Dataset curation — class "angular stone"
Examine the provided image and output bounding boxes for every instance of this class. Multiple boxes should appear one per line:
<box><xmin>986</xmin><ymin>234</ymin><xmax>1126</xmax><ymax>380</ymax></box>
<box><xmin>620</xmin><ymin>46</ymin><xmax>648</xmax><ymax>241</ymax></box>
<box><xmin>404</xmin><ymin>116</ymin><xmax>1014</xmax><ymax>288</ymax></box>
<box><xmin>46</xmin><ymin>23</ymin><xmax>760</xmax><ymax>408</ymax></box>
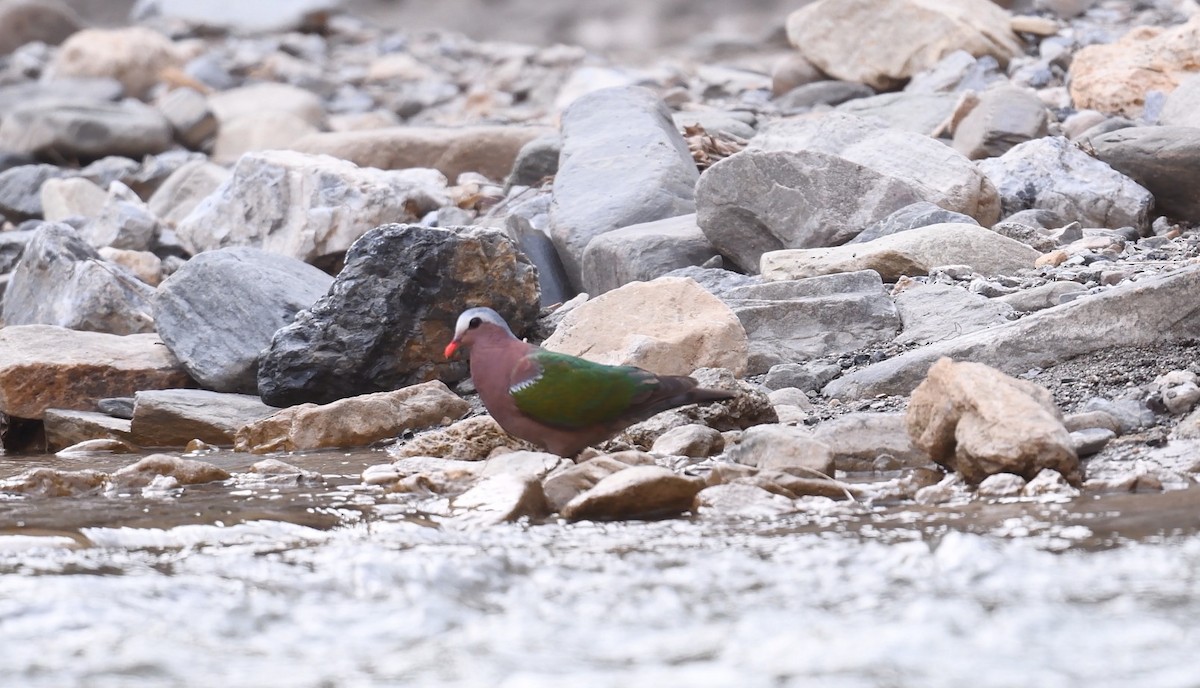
<box><xmin>825</xmin><ymin>265</ymin><xmax>1200</xmax><ymax>400</ymax></box>
<box><xmin>728</xmin><ymin>424</ymin><xmax>835</xmax><ymax>478</ymax></box>
<box><xmin>2</xmin><ymin>222</ymin><xmax>156</xmax><ymax>334</ymax></box>
<box><xmin>694</xmin><ymin>483</ymin><xmax>796</xmax><ymax>518</ymax></box>
<box><xmin>258</xmin><ymin>224</ymin><xmax>538</xmax><ymax>405</ymax></box>
<box><xmin>80</xmin><ymin>181</ymin><xmax>160</xmax><ymax>251</ymax></box>
<box><xmin>388</xmin><ymin>415</ymin><xmax>538</xmax><ymax>461</ymax></box>
<box><xmin>154</xmin><ymin>247</ymin><xmax>333</xmax><ymax>394</ymax></box>
<box><xmin>952</xmin><ymin>85</ymin><xmax>1049</xmax><ymax>159</ymax></box>
<box><xmin>147</xmin><ymin>159</ymin><xmax>229</xmax><ymax>228</ymax></box>
<box><xmin>850</xmin><ymin>201</ymin><xmax>979</xmax><ymax>245</ymax></box>
<box><xmin>580</xmin><ymin>214</ymin><xmax>719</xmax><ymax>295</ymax></box>
<box><xmin>786</xmin><ymin>0</ymin><xmax>1020</xmax><ymax>90</ymax></box>
<box><xmin>97</xmin><ymin>248</ymin><xmax>162</xmax><ymax>286</ymax></box>
<box><xmin>40</xmin><ymin>176</ymin><xmax>107</xmax><ymax>223</ymax></box>
<box><xmin>542</xmin><ymin>456</ymin><xmax>636</xmax><ymax>513</ymax></box>
<box><xmin>451</xmin><ymin>473</ymin><xmax>549</xmax><ymax>526</ymax></box>
<box><xmin>47</xmin><ymin>26</ymin><xmax>178</xmax><ymax>97</ymax></box>
<box><xmin>505</xmin><ymin>133</ymin><xmax>561</xmax><ymax>189</ymax></box>
<box><xmin>109</xmin><ymin>454</ymin><xmax>229</xmax><ymax>489</ymax></box>
<box><xmin>761</xmin><ymin>223</ymin><xmax>1040</xmax><ymax>282</ymax></box>
<box><xmin>979</xmin><ymin>136</ymin><xmax>1152</xmax><ymax>232</ymax></box>
<box><xmin>550</xmin><ymin>86</ymin><xmax>698</xmax><ymax>290</ymax></box>
<box><xmin>1069</xmin><ymin>16</ymin><xmax>1200</xmax><ymax>119</ymax></box>
<box><xmin>42</xmin><ymin>409</ymin><xmax>133</xmax><ymax>451</ymax></box>
<box><xmin>906</xmin><ymin>358</ymin><xmax>1079</xmax><ymax>484</ymax></box>
<box><xmin>996</xmin><ymin>281</ymin><xmax>1086</xmax><ymax>312</ymax></box>
<box><xmin>0</xmin><ymin>325</ymin><xmax>191</xmax><ymax>419</ymax></box>
<box><xmin>208</xmin><ymin>82</ymin><xmax>324</xmax><ymax>128</ymax></box>
<box><xmin>0</xmin><ymin>164</ymin><xmax>70</xmax><ymax>221</ymax></box>
<box><xmin>293</xmin><ymin>125</ymin><xmax>551</xmax><ymax>183</ymax></box>
<box><xmin>724</xmin><ymin>270</ymin><xmax>900</xmax><ymax>371</ymax></box>
<box><xmin>175</xmin><ymin>151</ymin><xmax>450</xmax><ymax>264</ymax></box>
<box><xmin>155</xmin><ymin>86</ymin><xmax>216</xmax><ymax>150</ymax></box>
<box><xmin>560</xmin><ymin>465</ymin><xmax>702</xmax><ymax>521</ymax></box>
<box><xmin>775</xmin><ymin>80</ymin><xmax>875</xmax><ymax>113</ymax></box>
<box><xmin>837</xmin><ymin>91</ymin><xmax>960</xmax><ymax>135</ymax></box>
<box><xmin>893</xmin><ymin>283</ymin><xmax>1014</xmax><ymax>345</ymax></box>
<box><xmin>130</xmin><ymin>389</ymin><xmax>278</xmax><ymax>447</ymax></box>
<box><xmin>650</xmin><ymin>424</ymin><xmax>724</xmax><ymax>458</ymax></box>
<box><xmin>480</xmin><ymin>451</ymin><xmax>565</xmax><ymax>481</ymax></box>
<box><xmin>234</xmin><ymin>382</ymin><xmax>469</xmax><ymax>454</ymax></box>
<box><xmin>211</xmin><ymin>111</ymin><xmax>319</xmax><ymax>166</ymax></box>
<box><xmin>0</xmin><ymin>99</ymin><xmax>173</xmax><ymax>160</ymax></box>
<box><xmin>1161</xmin><ymin>74</ymin><xmax>1200</xmax><ymax>128</ymax></box>
<box><xmin>541</xmin><ymin>276</ymin><xmax>748</xmax><ymax>377</ymax></box>
<box><xmin>810</xmin><ymin>412</ymin><xmax>929</xmax><ymax>472</ymax></box>
<box><xmin>1089</xmin><ymin>126</ymin><xmax>1200</xmax><ymax>223</ymax></box>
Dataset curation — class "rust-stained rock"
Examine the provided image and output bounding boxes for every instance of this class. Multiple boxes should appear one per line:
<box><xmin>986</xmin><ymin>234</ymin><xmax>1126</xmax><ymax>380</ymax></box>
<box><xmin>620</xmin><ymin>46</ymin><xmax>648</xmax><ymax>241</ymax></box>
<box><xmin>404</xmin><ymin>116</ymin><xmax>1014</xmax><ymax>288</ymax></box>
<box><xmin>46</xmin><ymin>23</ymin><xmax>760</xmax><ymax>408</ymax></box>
<box><xmin>906</xmin><ymin>357</ymin><xmax>1079</xmax><ymax>485</ymax></box>
<box><xmin>0</xmin><ymin>325</ymin><xmax>192</xmax><ymax>420</ymax></box>
<box><xmin>43</xmin><ymin>409</ymin><xmax>133</xmax><ymax>451</ymax></box>
<box><xmin>235</xmin><ymin>381</ymin><xmax>469</xmax><ymax>453</ymax></box>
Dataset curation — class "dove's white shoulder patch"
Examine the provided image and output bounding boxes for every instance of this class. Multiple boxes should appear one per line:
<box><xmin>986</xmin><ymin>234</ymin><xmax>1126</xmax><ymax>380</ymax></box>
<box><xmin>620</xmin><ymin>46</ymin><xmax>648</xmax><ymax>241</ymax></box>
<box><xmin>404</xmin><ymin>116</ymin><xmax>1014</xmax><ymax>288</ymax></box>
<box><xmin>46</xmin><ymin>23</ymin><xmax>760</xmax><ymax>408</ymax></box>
<box><xmin>509</xmin><ymin>371</ymin><xmax>542</xmax><ymax>395</ymax></box>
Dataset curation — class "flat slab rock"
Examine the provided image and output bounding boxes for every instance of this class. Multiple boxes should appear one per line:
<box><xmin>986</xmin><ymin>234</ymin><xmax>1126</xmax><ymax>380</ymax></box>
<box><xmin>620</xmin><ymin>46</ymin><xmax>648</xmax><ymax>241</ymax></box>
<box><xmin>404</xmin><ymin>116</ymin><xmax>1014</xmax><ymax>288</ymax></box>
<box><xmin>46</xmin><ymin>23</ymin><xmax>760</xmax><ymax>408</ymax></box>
<box><xmin>131</xmin><ymin>389</ymin><xmax>280</xmax><ymax>448</ymax></box>
<box><xmin>0</xmin><ymin>325</ymin><xmax>191</xmax><ymax>419</ymax></box>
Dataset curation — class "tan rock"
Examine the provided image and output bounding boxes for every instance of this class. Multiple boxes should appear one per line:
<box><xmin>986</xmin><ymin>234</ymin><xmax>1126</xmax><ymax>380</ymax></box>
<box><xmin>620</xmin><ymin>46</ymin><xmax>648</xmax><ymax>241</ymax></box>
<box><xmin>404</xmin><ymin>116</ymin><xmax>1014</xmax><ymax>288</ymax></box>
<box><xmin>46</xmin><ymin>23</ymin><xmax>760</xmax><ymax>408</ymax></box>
<box><xmin>771</xmin><ymin>52</ymin><xmax>825</xmax><ymax>97</ymax></box>
<box><xmin>542</xmin><ymin>276</ymin><xmax>749</xmax><ymax>376</ymax></box>
<box><xmin>906</xmin><ymin>357</ymin><xmax>1079</xmax><ymax>485</ymax></box>
<box><xmin>650</xmin><ymin>423</ymin><xmax>724</xmax><ymax>457</ymax></box>
<box><xmin>211</xmin><ymin>111</ymin><xmax>319</xmax><ymax>165</ymax></box>
<box><xmin>0</xmin><ymin>326</ymin><xmax>191</xmax><ymax>419</ymax></box>
<box><xmin>40</xmin><ymin>176</ymin><xmax>107</xmax><ymax>222</ymax></box>
<box><xmin>387</xmin><ymin>414</ymin><xmax>537</xmax><ymax>461</ymax></box>
<box><xmin>786</xmin><ymin>0</ymin><xmax>1020</xmax><ymax>90</ymax></box>
<box><xmin>292</xmin><ymin>125</ymin><xmax>553</xmax><ymax>182</ymax></box>
<box><xmin>811</xmin><ymin>412</ymin><xmax>930</xmax><ymax>472</ymax></box>
<box><xmin>480</xmin><ymin>451</ymin><xmax>565</xmax><ymax>481</ymax></box>
<box><xmin>55</xmin><ymin>438</ymin><xmax>137</xmax><ymax>456</ymax></box>
<box><xmin>47</xmin><ymin>27</ymin><xmax>178</xmax><ymax>97</ymax></box>
<box><xmin>110</xmin><ymin>453</ymin><xmax>229</xmax><ymax>488</ymax></box>
<box><xmin>132</xmin><ymin>389</ymin><xmax>278</xmax><ymax>448</ymax></box>
<box><xmin>1069</xmin><ymin>16</ymin><xmax>1200</xmax><ymax>118</ymax></box>
<box><xmin>207</xmin><ymin>82</ymin><xmax>324</xmax><ymax>128</ymax></box>
<box><xmin>235</xmin><ymin>381</ymin><xmax>469</xmax><ymax>453</ymax></box>
<box><xmin>0</xmin><ymin>467</ymin><xmax>106</xmax><ymax>497</ymax></box>
<box><xmin>541</xmin><ymin>456</ymin><xmax>630</xmax><ymax>512</ymax></box>
<box><xmin>450</xmin><ymin>474</ymin><xmax>549</xmax><ymax>526</ymax></box>
<box><xmin>97</xmin><ymin>248</ymin><xmax>162</xmax><ymax>286</ymax></box>
<box><xmin>694</xmin><ymin>483</ymin><xmax>796</xmax><ymax>517</ymax></box>
<box><xmin>1011</xmin><ymin>15</ymin><xmax>1059</xmax><ymax>36</ymax></box>
<box><xmin>560</xmin><ymin>465</ymin><xmax>703</xmax><ymax>521</ymax></box>
<box><xmin>760</xmin><ymin>223</ymin><xmax>1041</xmax><ymax>282</ymax></box>
<box><xmin>42</xmin><ymin>409</ymin><xmax>133</xmax><ymax>451</ymax></box>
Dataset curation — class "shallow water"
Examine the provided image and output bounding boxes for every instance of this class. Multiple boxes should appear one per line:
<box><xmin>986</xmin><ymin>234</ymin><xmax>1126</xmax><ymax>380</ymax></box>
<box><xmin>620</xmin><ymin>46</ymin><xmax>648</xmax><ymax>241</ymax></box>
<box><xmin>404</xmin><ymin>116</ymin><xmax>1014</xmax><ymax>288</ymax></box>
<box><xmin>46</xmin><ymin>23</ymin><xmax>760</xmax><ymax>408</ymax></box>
<box><xmin>2</xmin><ymin>449</ymin><xmax>1199</xmax><ymax>687</ymax></box>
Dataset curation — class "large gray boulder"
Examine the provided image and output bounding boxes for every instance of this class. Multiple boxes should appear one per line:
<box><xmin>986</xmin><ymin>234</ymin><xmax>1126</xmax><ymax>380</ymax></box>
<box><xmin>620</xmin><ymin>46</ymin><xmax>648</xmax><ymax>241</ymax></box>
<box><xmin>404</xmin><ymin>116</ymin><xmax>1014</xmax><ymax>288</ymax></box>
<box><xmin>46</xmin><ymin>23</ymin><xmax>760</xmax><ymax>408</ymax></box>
<box><xmin>257</xmin><ymin>224</ymin><xmax>540</xmax><ymax>406</ymax></box>
<box><xmin>550</xmin><ymin>86</ymin><xmax>698</xmax><ymax>291</ymax></box>
<box><xmin>1089</xmin><ymin>126</ymin><xmax>1200</xmax><ymax>223</ymax></box>
<box><xmin>0</xmin><ymin>99</ymin><xmax>173</xmax><ymax>160</ymax></box>
<box><xmin>2</xmin><ymin>222</ymin><xmax>155</xmax><ymax>334</ymax></box>
<box><xmin>154</xmin><ymin>247</ymin><xmax>334</xmax><ymax>394</ymax></box>
<box><xmin>977</xmin><ymin>136</ymin><xmax>1153</xmax><ymax>232</ymax></box>
<box><xmin>174</xmin><ymin>150</ymin><xmax>451</xmax><ymax>266</ymax></box>
<box><xmin>581</xmin><ymin>214</ymin><xmax>720</xmax><ymax>295</ymax></box>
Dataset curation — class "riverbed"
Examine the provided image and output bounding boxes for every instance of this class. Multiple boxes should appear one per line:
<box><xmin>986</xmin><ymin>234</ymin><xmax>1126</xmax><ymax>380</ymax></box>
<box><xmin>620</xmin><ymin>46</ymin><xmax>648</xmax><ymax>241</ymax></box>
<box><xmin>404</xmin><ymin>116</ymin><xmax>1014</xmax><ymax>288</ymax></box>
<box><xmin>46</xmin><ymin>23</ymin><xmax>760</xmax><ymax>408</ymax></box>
<box><xmin>2</xmin><ymin>449</ymin><xmax>1198</xmax><ymax>687</ymax></box>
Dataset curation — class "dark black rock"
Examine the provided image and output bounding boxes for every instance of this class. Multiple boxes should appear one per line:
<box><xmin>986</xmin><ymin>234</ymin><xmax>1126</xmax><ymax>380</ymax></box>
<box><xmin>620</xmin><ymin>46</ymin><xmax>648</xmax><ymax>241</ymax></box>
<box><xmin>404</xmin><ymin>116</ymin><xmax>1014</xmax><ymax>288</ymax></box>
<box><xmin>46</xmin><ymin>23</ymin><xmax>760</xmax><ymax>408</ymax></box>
<box><xmin>257</xmin><ymin>224</ymin><xmax>541</xmax><ymax>406</ymax></box>
<box><xmin>154</xmin><ymin>247</ymin><xmax>335</xmax><ymax>394</ymax></box>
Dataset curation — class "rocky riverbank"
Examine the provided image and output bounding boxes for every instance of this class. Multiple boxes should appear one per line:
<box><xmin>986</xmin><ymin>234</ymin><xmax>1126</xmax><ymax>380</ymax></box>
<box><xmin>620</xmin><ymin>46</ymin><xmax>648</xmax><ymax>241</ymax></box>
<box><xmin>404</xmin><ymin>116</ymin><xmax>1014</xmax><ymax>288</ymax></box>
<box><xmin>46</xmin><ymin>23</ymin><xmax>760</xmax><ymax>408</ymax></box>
<box><xmin>2</xmin><ymin>0</ymin><xmax>1200</xmax><ymax>524</ymax></box>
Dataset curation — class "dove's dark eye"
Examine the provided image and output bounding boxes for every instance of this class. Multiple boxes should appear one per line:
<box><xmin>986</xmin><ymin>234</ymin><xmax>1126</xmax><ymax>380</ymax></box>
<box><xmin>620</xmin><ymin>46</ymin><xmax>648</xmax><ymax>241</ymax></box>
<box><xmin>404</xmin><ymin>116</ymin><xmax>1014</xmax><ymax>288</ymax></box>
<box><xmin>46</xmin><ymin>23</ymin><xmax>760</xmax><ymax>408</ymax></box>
<box><xmin>468</xmin><ymin>317</ymin><xmax>482</xmax><ymax>329</ymax></box>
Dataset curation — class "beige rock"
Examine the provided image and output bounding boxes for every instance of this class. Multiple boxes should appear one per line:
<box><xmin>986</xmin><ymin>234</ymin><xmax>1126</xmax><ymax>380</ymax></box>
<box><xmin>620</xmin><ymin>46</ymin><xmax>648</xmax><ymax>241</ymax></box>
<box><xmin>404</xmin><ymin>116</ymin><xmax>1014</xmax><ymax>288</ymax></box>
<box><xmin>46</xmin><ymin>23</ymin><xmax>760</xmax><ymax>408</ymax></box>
<box><xmin>147</xmin><ymin>159</ymin><xmax>230</xmax><ymax>228</ymax></box>
<box><xmin>55</xmin><ymin>438</ymin><xmax>137</xmax><ymax>456</ymax></box>
<box><xmin>480</xmin><ymin>451</ymin><xmax>565</xmax><ymax>481</ymax></box>
<box><xmin>811</xmin><ymin>412</ymin><xmax>930</xmax><ymax>472</ymax></box>
<box><xmin>42</xmin><ymin>408</ymin><xmax>133</xmax><ymax>451</ymax></box>
<box><xmin>906</xmin><ymin>357</ymin><xmax>1079</xmax><ymax>485</ymax></box>
<box><xmin>451</xmin><ymin>473</ymin><xmax>549</xmax><ymax>526</ymax></box>
<box><xmin>541</xmin><ymin>456</ymin><xmax>630</xmax><ymax>512</ymax></box>
<box><xmin>0</xmin><ymin>467</ymin><xmax>106</xmax><ymax>497</ymax></box>
<box><xmin>211</xmin><ymin>111</ymin><xmax>319</xmax><ymax>165</ymax></box>
<box><xmin>1069</xmin><ymin>16</ymin><xmax>1200</xmax><ymax>118</ymax></box>
<box><xmin>207</xmin><ymin>82</ymin><xmax>325</xmax><ymax>128</ymax></box>
<box><xmin>156</xmin><ymin>86</ymin><xmax>216</xmax><ymax>150</ymax></box>
<box><xmin>292</xmin><ymin>125</ymin><xmax>553</xmax><ymax>182</ymax></box>
<box><xmin>0</xmin><ymin>326</ymin><xmax>191</xmax><ymax>419</ymax></box>
<box><xmin>110</xmin><ymin>453</ymin><xmax>229</xmax><ymax>489</ymax></box>
<box><xmin>387</xmin><ymin>414</ymin><xmax>537</xmax><ymax>461</ymax></box>
<box><xmin>650</xmin><ymin>424</ymin><xmax>724</xmax><ymax>457</ymax></box>
<box><xmin>560</xmin><ymin>465</ymin><xmax>703</xmax><ymax>521</ymax></box>
<box><xmin>132</xmin><ymin>389</ymin><xmax>278</xmax><ymax>448</ymax></box>
<box><xmin>235</xmin><ymin>381</ymin><xmax>469</xmax><ymax>453</ymax></box>
<box><xmin>771</xmin><ymin>52</ymin><xmax>825</xmax><ymax>97</ymax></box>
<box><xmin>97</xmin><ymin>248</ymin><xmax>162</xmax><ymax>286</ymax></box>
<box><xmin>786</xmin><ymin>0</ymin><xmax>1020</xmax><ymax>90</ymax></box>
<box><xmin>694</xmin><ymin>483</ymin><xmax>796</xmax><ymax>517</ymax></box>
<box><xmin>760</xmin><ymin>223</ymin><xmax>1041</xmax><ymax>282</ymax></box>
<box><xmin>361</xmin><ymin>456</ymin><xmax>485</xmax><ymax>488</ymax></box>
<box><xmin>1010</xmin><ymin>15</ymin><xmax>1059</xmax><ymax>36</ymax></box>
<box><xmin>40</xmin><ymin>177</ymin><xmax>106</xmax><ymax>222</ymax></box>
<box><xmin>542</xmin><ymin>276</ymin><xmax>749</xmax><ymax>376</ymax></box>
<box><xmin>753</xmin><ymin>471</ymin><xmax>854</xmax><ymax>500</ymax></box>
<box><xmin>728</xmin><ymin>424</ymin><xmax>835</xmax><ymax>478</ymax></box>
<box><xmin>48</xmin><ymin>27</ymin><xmax>178</xmax><ymax>97</ymax></box>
